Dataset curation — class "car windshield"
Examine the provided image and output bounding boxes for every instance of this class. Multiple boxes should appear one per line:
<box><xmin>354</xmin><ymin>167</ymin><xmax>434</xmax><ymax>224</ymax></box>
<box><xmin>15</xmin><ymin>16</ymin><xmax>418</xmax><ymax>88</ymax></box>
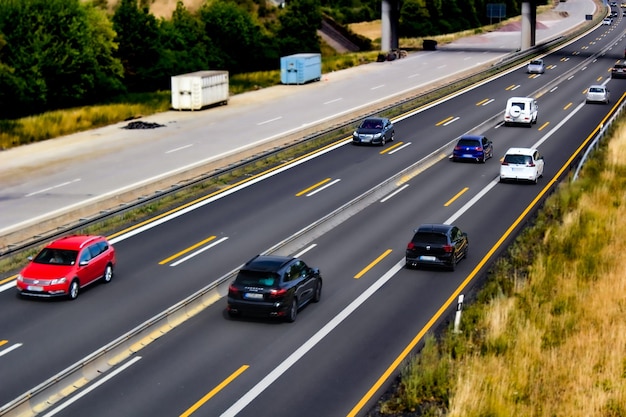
<box><xmin>359</xmin><ymin>119</ymin><xmax>383</xmax><ymax>129</ymax></box>
<box><xmin>33</xmin><ymin>248</ymin><xmax>78</xmax><ymax>266</ymax></box>
<box><xmin>589</xmin><ymin>87</ymin><xmax>604</xmax><ymax>93</ymax></box>
<box><xmin>235</xmin><ymin>270</ymin><xmax>279</xmax><ymax>287</ymax></box>
<box><xmin>457</xmin><ymin>138</ymin><xmax>479</xmax><ymax>147</ymax></box>
<box><xmin>412</xmin><ymin>232</ymin><xmax>447</xmax><ymax>244</ymax></box>
<box><xmin>504</xmin><ymin>154</ymin><xmax>532</xmax><ymax>165</ymax></box>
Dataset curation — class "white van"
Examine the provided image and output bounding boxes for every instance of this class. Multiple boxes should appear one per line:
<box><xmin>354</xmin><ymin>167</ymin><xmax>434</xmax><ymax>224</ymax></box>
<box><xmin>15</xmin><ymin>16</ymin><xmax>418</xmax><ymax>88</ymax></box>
<box><xmin>504</xmin><ymin>97</ymin><xmax>538</xmax><ymax>127</ymax></box>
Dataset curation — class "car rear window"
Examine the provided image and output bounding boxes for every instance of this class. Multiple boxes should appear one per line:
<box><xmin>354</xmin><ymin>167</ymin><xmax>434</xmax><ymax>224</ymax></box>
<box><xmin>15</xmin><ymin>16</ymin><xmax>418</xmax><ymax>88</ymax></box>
<box><xmin>510</xmin><ymin>102</ymin><xmax>526</xmax><ymax>109</ymax></box>
<box><xmin>457</xmin><ymin>138</ymin><xmax>479</xmax><ymax>147</ymax></box>
<box><xmin>412</xmin><ymin>232</ymin><xmax>447</xmax><ymax>244</ymax></box>
<box><xmin>504</xmin><ymin>154</ymin><xmax>532</xmax><ymax>164</ymax></box>
<box><xmin>235</xmin><ymin>270</ymin><xmax>279</xmax><ymax>287</ymax></box>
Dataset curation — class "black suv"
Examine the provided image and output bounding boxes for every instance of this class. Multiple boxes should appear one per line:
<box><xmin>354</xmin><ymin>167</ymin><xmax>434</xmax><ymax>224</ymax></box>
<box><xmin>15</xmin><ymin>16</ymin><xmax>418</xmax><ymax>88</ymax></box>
<box><xmin>405</xmin><ymin>224</ymin><xmax>469</xmax><ymax>271</ymax></box>
<box><xmin>227</xmin><ymin>255</ymin><xmax>322</xmax><ymax>322</ymax></box>
<box><xmin>612</xmin><ymin>62</ymin><xmax>626</xmax><ymax>79</ymax></box>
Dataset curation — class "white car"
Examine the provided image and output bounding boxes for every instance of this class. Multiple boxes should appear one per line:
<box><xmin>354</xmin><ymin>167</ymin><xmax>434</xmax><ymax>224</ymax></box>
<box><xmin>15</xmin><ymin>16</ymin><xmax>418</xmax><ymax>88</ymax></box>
<box><xmin>500</xmin><ymin>147</ymin><xmax>545</xmax><ymax>184</ymax></box>
<box><xmin>527</xmin><ymin>59</ymin><xmax>545</xmax><ymax>74</ymax></box>
<box><xmin>603</xmin><ymin>17</ymin><xmax>613</xmax><ymax>25</ymax></box>
<box><xmin>586</xmin><ymin>85</ymin><xmax>610</xmax><ymax>104</ymax></box>
<box><xmin>503</xmin><ymin>97</ymin><xmax>538</xmax><ymax>127</ymax></box>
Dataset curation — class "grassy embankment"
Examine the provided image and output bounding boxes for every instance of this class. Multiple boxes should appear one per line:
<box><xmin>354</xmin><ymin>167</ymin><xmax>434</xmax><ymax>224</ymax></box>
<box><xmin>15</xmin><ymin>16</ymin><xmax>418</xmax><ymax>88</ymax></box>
<box><xmin>378</xmin><ymin>123</ymin><xmax>626</xmax><ymax>415</ymax></box>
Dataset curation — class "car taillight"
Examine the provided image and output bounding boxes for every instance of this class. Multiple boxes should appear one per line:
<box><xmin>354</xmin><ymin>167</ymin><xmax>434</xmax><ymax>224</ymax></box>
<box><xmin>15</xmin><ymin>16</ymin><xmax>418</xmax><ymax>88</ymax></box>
<box><xmin>454</xmin><ymin>146</ymin><xmax>461</xmax><ymax>150</ymax></box>
<box><xmin>269</xmin><ymin>288</ymin><xmax>287</xmax><ymax>298</ymax></box>
<box><xmin>476</xmin><ymin>147</ymin><xmax>483</xmax><ymax>151</ymax></box>
<box><xmin>501</xmin><ymin>161</ymin><xmax>509</xmax><ymax>165</ymax></box>
<box><xmin>443</xmin><ymin>244</ymin><xmax>454</xmax><ymax>253</ymax></box>
<box><xmin>228</xmin><ymin>284</ymin><xmax>239</xmax><ymax>295</ymax></box>
<box><xmin>407</xmin><ymin>242</ymin><xmax>415</xmax><ymax>250</ymax></box>
<box><xmin>527</xmin><ymin>162</ymin><xmax>535</xmax><ymax>167</ymax></box>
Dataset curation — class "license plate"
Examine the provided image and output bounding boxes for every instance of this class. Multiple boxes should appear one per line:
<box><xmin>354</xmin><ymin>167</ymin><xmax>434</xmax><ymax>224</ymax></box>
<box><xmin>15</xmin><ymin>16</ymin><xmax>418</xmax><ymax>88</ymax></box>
<box><xmin>27</xmin><ymin>285</ymin><xmax>43</xmax><ymax>291</ymax></box>
<box><xmin>244</xmin><ymin>293</ymin><xmax>263</xmax><ymax>300</ymax></box>
<box><xmin>419</xmin><ymin>256</ymin><xmax>436</xmax><ymax>261</ymax></box>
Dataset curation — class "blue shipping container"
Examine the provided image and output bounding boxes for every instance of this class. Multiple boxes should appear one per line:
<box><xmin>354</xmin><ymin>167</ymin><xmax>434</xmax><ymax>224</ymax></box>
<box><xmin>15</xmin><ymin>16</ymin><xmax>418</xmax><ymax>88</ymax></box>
<box><xmin>280</xmin><ymin>53</ymin><xmax>322</xmax><ymax>85</ymax></box>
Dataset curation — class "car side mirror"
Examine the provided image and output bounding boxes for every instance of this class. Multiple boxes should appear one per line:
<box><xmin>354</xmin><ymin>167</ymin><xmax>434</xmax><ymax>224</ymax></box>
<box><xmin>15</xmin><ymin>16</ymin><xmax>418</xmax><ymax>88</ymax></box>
<box><xmin>79</xmin><ymin>260</ymin><xmax>89</xmax><ymax>266</ymax></box>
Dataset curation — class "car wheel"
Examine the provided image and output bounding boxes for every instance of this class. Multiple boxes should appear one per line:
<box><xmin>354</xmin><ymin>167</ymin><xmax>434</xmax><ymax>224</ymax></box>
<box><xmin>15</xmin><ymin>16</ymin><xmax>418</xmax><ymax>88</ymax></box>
<box><xmin>68</xmin><ymin>279</ymin><xmax>79</xmax><ymax>300</ymax></box>
<box><xmin>102</xmin><ymin>264</ymin><xmax>113</xmax><ymax>284</ymax></box>
<box><xmin>286</xmin><ymin>298</ymin><xmax>298</xmax><ymax>322</ymax></box>
<box><xmin>449</xmin><ymin>256</ymin><xmax>457</xmax><ymax>272</ymax></box>
<box><xmin>227</xmin><ymin>309</ymin><xmax>241</xmax><ymax>318</ymax></box>
<box><xmin>313</xmin><ymin>279</ymin><xmax>322</xmax><ymax>303</ymax></box>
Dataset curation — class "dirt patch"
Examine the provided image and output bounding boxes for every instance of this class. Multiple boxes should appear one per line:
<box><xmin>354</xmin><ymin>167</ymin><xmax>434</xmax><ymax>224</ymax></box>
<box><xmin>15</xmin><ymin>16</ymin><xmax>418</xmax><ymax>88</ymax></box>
<box><xmin>349</xmin><ymin>20</ymin><xmax>382</xmax><ymax>40</ymax></box>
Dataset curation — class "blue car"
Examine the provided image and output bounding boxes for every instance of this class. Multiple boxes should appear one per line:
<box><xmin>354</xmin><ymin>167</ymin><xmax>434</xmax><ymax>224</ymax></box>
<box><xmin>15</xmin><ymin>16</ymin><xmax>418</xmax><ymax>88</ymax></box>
<box><xmin>451</xmin><ymin>135</ymin><xmax>493</xmax><ymax>163</ymax></box>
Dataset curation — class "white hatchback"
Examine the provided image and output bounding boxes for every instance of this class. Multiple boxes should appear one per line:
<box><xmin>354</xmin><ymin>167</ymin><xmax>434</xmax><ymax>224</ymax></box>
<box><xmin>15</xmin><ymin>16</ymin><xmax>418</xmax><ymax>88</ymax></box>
<box><xmin>500</xmin><ymin>147</ymin><xmax>545</xmax><ymax>184</ymax></box>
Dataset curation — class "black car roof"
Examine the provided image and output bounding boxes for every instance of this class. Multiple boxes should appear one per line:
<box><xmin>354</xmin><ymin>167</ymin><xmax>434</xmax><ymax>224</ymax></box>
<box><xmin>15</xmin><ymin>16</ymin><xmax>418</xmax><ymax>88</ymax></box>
<box><xmin>242</xmin><ymin>255</ymin><xmax>294</xmax><ymax>272</ymax></box>
<box><xmin>415</xmin><ymin>224</ymin><xmax>453</xmax><ymax>233</ymax></box>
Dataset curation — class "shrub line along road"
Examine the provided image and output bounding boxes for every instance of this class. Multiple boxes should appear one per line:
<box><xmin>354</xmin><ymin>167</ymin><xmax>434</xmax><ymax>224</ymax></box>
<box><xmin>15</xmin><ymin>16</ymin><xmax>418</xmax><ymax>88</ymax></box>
<box><xmin>0</xmin><ymin>0</ymin><xmax>595</xmax><ymax>250</ymax></box>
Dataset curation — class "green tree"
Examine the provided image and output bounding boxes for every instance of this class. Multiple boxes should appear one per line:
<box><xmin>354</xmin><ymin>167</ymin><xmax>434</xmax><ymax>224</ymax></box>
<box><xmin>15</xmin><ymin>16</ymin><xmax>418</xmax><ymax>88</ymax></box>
<box><xmin>277</xmin><ymin>0</ymin><xmax>322</xmax><ymax>56</ymax></box>
<box><xmin>112</xmin><ymin>0</ymin><xmax>163</xmax><ymax>91</ymax></box>
<box><xmin>200</xmin><ymin>0</ymin><xmax>275</xmax><ymax>73</ymax></box>
<box><xmin>0</xmin><ymin>0</ymin><xmax>123</xmax><ymax>118</ymax></box>
<box><xmin>159</xmin><ymin>1</ymin><xmax>225</xmax><ymax>76</ymax></box>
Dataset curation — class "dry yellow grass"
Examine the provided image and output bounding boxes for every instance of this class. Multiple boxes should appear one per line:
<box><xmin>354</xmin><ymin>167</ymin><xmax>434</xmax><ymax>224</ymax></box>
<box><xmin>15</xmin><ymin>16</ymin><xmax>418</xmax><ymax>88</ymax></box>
<box><xmin>447</xmin><ymin>125</ymin><xmax>626</xmax><ymax>416</ymax></box>
<box><xmin>348</xmin><ymin>20</ymin><xmax>382</xmax><ymax>41</ymax></box>
<box><xmin>103</xmin><ymin>0</ymin><xmax>206</xmax><ymax>18</ymax></box>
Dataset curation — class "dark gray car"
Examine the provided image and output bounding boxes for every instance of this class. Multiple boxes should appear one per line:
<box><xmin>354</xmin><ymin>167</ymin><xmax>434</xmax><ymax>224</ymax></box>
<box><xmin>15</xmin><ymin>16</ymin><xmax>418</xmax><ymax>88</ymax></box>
<box><xmin>405</xmin><ymin>224</ymin><xmax>469</xmax><ymax>271</ymax></box>
<box><xmin>227</xmin><ymin>255</ymin><xmax>322</xmax><ymax>322</ymax></box>
<box><xmin>352</xmin><ymin>117</ymin><xmax>395</xmax><ymax>146</ymax></box>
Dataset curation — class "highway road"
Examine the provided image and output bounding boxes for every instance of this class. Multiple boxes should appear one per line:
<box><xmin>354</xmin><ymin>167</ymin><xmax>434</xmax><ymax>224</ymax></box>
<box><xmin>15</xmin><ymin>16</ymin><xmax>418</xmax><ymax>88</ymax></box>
<box><xmin>0</xmin><ymin>0</ymin><xmax>595</xmax><ymax>244</ymax></box>
<box><xmin>2</xmin><ymin>1</ymin><xmax>625</xmax><ymax>416</ymax></box>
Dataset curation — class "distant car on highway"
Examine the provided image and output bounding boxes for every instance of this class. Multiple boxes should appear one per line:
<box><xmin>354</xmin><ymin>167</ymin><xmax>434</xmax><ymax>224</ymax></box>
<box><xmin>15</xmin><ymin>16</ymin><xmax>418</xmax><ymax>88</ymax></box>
<box><xmin>499</xmin><ymin>147</ymin><xmax>545</xmax><ymax>184</ymax></box>
<box><xmin>16</xmin><ymin>235</ymin><xmax>116</xmax><ymax>300</ymax></box>
<box><xmin>451</xmin><ymin>135</ymin><xmax>493</xmax><ymax>163</ymax></box>
<box><xmin>352</xmin><ymin>117</ymin><xmax>395</xmax><ymax>146</ymax></box>
<box><xmin>405</xmin><ymin>224</ymin><xmax>469</xmax><ymax>271</ymax></box>
<box><xmin>586</xmin><ymin>85</ymin><xmax>610</xmax><ymax>104</ymax></box>
<box><xmin>526</xmin><ymin>59</ymin><xmax>545</xmax><ymax>74</ymax></box>
<box><xmin>227</xmin><ymin>255</ymin><xmax>322</xmax><ymax>322</ymax></box>
<box><xmin>611</xmin><ymin>62</ymin><xmax>626</xmax><ymax>78</ymax></box>
<box><xmin>602</xmin><ymin>17</ymin><xmax>613</xmax><ymax>25</ymax></box>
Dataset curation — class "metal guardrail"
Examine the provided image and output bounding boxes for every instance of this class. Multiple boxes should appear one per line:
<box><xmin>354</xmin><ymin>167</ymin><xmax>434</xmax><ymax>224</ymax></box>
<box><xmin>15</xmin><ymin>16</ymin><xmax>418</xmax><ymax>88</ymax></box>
<box><xmin>573</xmin><ymin>92</ymin><xmax>626</xmax><ymax>180</ymax></box>
<box><xmin>1</xmin><ymin>14</ymin><xmax>606</xmax><ymax>416</ymax></box>
<box><xmin>0</xmin><ymin>141</ymin><xmax>453</xmax><ymax>416</ymax></box>
<box><xmin>0</xmin><ymin>14</ymin><xmax>599</xmax><ymax>259</ymax></box>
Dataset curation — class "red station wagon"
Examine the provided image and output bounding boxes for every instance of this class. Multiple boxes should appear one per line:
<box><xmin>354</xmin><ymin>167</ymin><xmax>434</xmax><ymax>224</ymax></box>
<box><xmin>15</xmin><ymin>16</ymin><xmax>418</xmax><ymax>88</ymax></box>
<box><xmin>16</xmin><ymin>235</ymin><xmax>116</xmax><ymax>300</ymax></box>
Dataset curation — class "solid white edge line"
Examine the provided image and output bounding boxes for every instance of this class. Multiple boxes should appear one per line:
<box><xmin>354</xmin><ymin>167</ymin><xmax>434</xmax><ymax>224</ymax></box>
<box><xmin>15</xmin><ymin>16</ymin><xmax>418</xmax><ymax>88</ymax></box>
<box><xmin>42</xmin><ymin>356</ymin><xmax>142</xmax><ymax>417</ymax></box>
<box><xmin>219</xmin><ymin>261</ymin><xmax>405</xmax><ymax>417</ymax></box>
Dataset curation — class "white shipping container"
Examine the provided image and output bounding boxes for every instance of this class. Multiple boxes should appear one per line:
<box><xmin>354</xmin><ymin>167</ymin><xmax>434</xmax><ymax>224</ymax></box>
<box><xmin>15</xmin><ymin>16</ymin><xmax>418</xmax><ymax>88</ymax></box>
<box><xmin>171</xmin><ymin>70</ymin><xmax>229</xmax><ymax>110</ymax></box>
